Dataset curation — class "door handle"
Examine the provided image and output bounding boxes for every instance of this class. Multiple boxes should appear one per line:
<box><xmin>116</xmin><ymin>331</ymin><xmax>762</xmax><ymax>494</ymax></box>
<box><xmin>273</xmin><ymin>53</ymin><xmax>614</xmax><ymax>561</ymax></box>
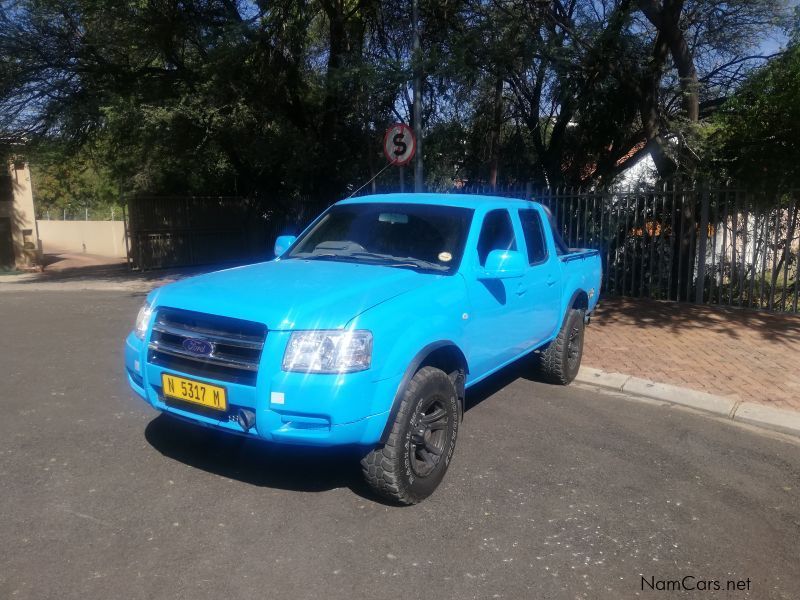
<box><xmin>546</xmin><ymin>276</ymin><xmax>557</xmax><ymax>287</ymax></box>
<box><xmin>515</xmin><ymin>285</ymin><xmax>527</xmax><ymax>296</ymax></box>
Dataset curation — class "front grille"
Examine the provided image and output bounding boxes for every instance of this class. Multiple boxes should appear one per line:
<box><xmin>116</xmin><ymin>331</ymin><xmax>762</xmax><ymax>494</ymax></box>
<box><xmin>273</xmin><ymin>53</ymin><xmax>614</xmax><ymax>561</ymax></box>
<box><xmin>148</xmin><ymin>307</ymin><xmax>267</xmax><ymax>386</ymax></box>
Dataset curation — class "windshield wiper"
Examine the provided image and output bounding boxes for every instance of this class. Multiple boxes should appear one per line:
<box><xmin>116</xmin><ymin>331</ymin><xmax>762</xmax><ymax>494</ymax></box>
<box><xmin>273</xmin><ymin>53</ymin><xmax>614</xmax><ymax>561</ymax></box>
<box><xmin>294</xmin><ymin>253</ymin><xmax>349</xmax><ymax>261</ymax></box>
<box><xmin>395</xmin><ymin>256</ymin><xmax>447</xmax><ymax>271</ymax></box>
<box><xmin>295</xmin><ymin>251</ymin><xmax>446</xmax><ymax>271</ymax></box>
<box><xmin>346</xmin><ymin>252</ymin><xmax>445</xmax><ymax>271</ymax></box>
<box><xmin>345</xmin><ymin>251</ymin><xmax>396</xmax><ymax>261</ymax></box>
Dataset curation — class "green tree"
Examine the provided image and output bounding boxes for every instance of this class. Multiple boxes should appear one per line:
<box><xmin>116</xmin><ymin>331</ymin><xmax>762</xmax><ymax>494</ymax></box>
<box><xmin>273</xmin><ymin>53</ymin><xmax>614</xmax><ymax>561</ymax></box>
<box><xmin>0</xmin><ymin>0</ymin><xmax>792</xmax><ymax>198</ymax></box>
<box><xmin>30</xmin><ymin>144</ymin><xmax>121</xmax><ymax>218</ymax></box>
<box><xmin>709</xmin><ymin>44</ymin><xmax>800</xmax><ymax>189</ymax></box>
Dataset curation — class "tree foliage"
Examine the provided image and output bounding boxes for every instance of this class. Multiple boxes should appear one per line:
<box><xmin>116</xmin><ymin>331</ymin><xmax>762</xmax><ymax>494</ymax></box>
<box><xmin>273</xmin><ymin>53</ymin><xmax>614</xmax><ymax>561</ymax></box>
<box><xmin>30</xmin><ymin>144</ymin><xmax>120</xmax><ymax>217</ymax></box>
<box><xmin>708</xmin><ymin>43</ymin><xmax>800</xmax><ymax>190</ymax></box>
<box><xmin>0</xmin><ymin>0</ymin><xmax>792</xmax><ymax>210</ymax></box>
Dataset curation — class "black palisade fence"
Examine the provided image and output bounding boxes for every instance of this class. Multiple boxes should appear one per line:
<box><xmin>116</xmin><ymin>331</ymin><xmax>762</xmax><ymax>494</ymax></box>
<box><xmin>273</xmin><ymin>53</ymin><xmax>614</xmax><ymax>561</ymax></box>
<box><xmin>126</xmin><ymin>183</ymin><xmax>799</xmax><ymax>313</ymax></box>
<box><xmin>457</xmin><ymin>182</ymin><xmax>800</xmax><ymax>313</ymax></box>
<box><xmin>126</xmin><ymin>195</ymin><xmax>327</xmax><ymax>270</ymax></box>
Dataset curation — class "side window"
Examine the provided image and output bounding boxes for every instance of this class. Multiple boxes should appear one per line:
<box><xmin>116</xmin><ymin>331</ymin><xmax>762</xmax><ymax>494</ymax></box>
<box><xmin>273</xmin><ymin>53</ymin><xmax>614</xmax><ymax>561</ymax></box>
<box><xmin>477</xmin><ymin>209</ymin><xmax>517</xmax><ymax>266</ymax></box>
<box><xmin>519</xmin><ymin>209</ymin><xmax>548</xmax><ymax>265</ymax></box>
<box><xmin>542</xmin><ymin>205</ymin><xmax>568</xmax><ymax>255</ymax></box>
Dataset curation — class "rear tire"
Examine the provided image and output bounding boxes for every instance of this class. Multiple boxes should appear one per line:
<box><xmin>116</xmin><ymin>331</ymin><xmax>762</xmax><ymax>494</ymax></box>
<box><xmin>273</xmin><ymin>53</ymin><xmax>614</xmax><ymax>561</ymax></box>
<box><xmin>536</xmin><ymin>309</ymin><xmax>585</xmax><ymax>385</ymax></box>
<box><xmin>361</xmin><ymin>366</ymin><xmax>459</xmax><ymax>505</ymax></box>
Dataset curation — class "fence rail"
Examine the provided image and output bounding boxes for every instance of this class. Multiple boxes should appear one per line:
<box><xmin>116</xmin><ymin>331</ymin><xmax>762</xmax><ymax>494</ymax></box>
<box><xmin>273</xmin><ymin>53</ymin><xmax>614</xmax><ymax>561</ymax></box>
<box><xmin>37</xmin><ymin>207</ymin><xmax>125</xmax><ymax>221</ymax></box>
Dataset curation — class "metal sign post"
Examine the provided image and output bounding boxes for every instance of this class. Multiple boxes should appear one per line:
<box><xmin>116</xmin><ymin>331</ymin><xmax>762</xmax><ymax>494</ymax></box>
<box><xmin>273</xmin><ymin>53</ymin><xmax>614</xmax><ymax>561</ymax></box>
<box><xmin>412</xmin><ymin>0</ymin><xmax>423</xmax><ymax>192</ymax></box>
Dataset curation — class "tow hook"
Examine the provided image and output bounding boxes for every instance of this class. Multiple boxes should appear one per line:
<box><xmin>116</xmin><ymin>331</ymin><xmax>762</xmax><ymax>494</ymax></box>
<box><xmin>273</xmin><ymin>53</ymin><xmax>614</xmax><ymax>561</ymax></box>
<box><xmin>234</xmin><ymin>408</ymin><xmax>256</xmax><ymax>432</ymax></box>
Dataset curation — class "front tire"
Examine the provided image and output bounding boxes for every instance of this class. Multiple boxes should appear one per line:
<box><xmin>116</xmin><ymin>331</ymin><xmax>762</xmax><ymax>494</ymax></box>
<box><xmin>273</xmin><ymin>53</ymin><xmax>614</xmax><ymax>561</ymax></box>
<box><xmin>361</xmin><ymin>366</ymin><xmax>459</xmax><ymax>505</ymax></box>
<box><xmin>536</xmin><ymin>308</ymin><xmax>585</xmax><ymax>385</ymax></box>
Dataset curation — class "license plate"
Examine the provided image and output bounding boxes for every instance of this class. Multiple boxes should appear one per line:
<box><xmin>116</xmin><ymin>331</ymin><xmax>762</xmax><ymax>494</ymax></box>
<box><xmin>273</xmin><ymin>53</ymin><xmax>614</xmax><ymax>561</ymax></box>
<box><xmin>161</xmin><ymin>373</ymin><xmax>227</xmax><ymax>411</ymax></box>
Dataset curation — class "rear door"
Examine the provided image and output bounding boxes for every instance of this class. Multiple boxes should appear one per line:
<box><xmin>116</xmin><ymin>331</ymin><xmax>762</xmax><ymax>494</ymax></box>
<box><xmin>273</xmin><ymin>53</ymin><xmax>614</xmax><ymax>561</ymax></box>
<box><xmin>516</xmin><ymin>207</ymin><xmax>561</xmax><ymax>345</ymax></box>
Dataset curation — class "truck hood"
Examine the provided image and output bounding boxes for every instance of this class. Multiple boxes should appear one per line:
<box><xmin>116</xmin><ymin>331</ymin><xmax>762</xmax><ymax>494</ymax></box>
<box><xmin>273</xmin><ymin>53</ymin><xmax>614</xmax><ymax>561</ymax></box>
<box><xmin>150</xmin><ymin>259</ymin><xmax>438</xmax><ymax>330</ymax></box>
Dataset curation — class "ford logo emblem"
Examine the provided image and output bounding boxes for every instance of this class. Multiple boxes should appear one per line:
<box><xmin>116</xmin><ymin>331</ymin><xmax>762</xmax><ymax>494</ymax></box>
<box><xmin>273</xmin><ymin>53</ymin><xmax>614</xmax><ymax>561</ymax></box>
<box><xmin>182</xmin><ymin>338</ymin><xmax>214</xmax><ymax>356</ymax></box>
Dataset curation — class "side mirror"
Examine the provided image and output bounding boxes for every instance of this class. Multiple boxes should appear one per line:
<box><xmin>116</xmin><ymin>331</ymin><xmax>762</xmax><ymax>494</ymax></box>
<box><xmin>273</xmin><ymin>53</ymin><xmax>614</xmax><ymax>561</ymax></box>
<box><xmin>273</xmin><ymin>235</ymin><xmax>297</xmax><ymax>257</ymax></box>
<box><xmin>479</xmin><ymin>249</ymin><xmax>525</xmax><ymax>279</ymax></box>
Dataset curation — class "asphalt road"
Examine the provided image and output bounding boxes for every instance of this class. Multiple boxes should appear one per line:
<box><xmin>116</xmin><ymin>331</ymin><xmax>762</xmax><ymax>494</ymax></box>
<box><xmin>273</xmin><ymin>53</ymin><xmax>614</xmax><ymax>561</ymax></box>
<box><xmin>1</xmin><ymin>290</ymin><xmax>799</xmax><ymax>600</ymax></box>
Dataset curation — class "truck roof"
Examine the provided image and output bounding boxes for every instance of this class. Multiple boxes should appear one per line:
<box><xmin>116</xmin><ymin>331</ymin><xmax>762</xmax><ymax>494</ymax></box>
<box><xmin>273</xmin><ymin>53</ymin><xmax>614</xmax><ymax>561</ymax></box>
<box><xmin>337</xmin><ymin>193</ymin><xmax>539</xmax><ymax>211</ymax></box>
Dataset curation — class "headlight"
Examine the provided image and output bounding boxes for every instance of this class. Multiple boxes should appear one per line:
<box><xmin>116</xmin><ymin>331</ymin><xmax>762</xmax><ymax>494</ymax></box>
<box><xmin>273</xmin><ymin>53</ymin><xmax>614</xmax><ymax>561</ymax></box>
<box><xmin>282</xmin><ymin>330</ymin><xmax>372</xmax><ymax>373</ymax></box>
<box><xmin>134</xmin><ymin>302</ymin><xmax>153</xmax><ymax>340</ymax></box>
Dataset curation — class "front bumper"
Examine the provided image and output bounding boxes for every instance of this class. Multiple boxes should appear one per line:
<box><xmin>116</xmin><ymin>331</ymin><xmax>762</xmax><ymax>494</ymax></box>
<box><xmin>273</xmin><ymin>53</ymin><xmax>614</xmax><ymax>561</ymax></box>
<box><xmin>125</xmin><ymin>331</ymin><xmax>399</xmax><ymax>447</ymax></box>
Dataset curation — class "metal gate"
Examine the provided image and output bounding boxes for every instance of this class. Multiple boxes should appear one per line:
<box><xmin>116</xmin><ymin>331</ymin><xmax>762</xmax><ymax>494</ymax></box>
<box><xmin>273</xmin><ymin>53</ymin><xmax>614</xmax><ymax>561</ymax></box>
<box><xmin>126</xmin><ymin>195</ymin><xmax>327</xmax><ymax>270</ymax></box>
<box><xmin>127</xmin><ymin>196</ymin><xmax>259</xmax><ymax>270</ymax></box>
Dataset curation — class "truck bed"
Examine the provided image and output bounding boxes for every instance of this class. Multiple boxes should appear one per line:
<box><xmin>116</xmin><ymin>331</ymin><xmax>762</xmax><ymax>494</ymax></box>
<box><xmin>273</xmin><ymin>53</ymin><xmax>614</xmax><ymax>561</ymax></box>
<box><xmin>559</xmin><ymin>248</ymin><xmax>602</xmax><ymax>313</ymax></box>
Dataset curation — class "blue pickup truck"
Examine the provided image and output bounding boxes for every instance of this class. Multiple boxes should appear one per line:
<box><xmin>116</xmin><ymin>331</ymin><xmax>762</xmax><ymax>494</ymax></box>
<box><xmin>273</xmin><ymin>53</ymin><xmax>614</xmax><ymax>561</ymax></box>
<box><xmin>125</xmin><ymin>193</ymin><xmax>601</xmax><ymax>503</ymax></box>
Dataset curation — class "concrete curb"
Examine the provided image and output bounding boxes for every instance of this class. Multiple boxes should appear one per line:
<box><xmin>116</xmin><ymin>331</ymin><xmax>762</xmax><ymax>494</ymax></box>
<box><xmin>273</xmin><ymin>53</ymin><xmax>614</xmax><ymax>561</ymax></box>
<box><xmin>575</xmin><ymin>367</ymin><xmax>800</xmax><ymax>438</ymax></box>
<box><xmin>732</xmin><ymin>402</ymin><xmax>800</xmax><ymax>437</ymax></box>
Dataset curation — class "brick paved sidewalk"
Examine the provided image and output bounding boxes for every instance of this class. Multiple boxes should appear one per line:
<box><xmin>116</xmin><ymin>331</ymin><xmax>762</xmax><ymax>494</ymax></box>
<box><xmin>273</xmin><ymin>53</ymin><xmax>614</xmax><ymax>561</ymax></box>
<box><xmin>584</xmin><ymin>298</ymin><xmax>800</xmax><ymax>412</ymax></box>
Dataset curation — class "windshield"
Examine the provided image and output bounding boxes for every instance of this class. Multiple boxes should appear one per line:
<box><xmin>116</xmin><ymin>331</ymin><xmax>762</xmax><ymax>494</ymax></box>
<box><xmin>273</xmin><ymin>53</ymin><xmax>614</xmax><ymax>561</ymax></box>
<box><xmin>287</xmin><ymin>202</ymin><xmax>474</xmax><ymax>273</ymax></box>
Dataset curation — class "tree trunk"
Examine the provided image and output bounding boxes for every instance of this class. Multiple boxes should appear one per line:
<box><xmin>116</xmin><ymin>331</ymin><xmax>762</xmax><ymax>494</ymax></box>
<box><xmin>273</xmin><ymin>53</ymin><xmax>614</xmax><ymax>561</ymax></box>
<box><xmin>637</xmin><ymin>0</ymin><xmax>699</xmax><ymax>123</ymax></box>
<box><xmin>638</xmin><ymin>25</ymin><xmax>675</xmax><ymax>177</ymax></box>
<box><xmin>637</xmin><ymin>1</ymin><xmax>701</xmax><ymax>300</ymax></box>
<box><xmin>488</xmin><ymin>78</ymin><xmax>503</xmax><ymax>190</ymax></box>
<box><xmin>317</xmin><ymin>0</ymin><xmax>370</xmax><ymax>200</ymax></box>
<box><xmin>772</xmin><ymin>196</ymin><xmax>800</xmax><ymax>308</ymax></box>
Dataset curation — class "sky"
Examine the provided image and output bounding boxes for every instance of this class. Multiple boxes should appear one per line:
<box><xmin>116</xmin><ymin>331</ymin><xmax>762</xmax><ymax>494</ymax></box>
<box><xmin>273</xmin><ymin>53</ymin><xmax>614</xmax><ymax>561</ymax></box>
<box><xmin>763</xmin><ymin>0</ymin><xmax>800</xmax><ymax>52</ymax></box>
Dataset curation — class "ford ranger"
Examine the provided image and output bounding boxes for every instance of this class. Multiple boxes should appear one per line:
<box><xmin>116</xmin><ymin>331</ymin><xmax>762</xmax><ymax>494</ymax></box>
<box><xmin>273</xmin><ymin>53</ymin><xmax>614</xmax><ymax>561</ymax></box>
<box><xmin>125</xmin><ymin>193</ymin><xmax>601</xmax><ymax>504</ymax></box>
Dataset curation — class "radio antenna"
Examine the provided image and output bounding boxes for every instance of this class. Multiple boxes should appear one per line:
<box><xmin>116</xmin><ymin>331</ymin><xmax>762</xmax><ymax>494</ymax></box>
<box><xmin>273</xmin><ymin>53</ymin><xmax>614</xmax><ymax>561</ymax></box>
<box><xmin>344</xmin><ymin>159</ymin><xmax>397</xmax><ymax>200</ymax></box>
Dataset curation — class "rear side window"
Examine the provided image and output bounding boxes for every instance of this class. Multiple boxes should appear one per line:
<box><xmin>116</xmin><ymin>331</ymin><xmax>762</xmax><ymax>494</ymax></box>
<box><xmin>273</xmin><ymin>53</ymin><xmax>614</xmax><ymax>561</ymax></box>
<box><xmin>519</xmin><ymin>209</ymin><xmax>548</xmax><ymax>264</ymax></box>
<box><xmin>541</xmin><ymin>205</ymin><xmax>569</xmax><ymax>255</ymax></box>
<box><xmin>477</xmin><ymin>209</ymin><xmax>517</xmax><ymax>266</ymax></box>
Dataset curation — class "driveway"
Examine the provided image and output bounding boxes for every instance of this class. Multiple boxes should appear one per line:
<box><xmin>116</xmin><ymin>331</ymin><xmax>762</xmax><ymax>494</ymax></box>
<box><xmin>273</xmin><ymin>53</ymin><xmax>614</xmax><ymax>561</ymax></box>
<box><xmin>1</xmin><ymin>291</ymin><xmax>798</xmax><ymax>599</ymax></box>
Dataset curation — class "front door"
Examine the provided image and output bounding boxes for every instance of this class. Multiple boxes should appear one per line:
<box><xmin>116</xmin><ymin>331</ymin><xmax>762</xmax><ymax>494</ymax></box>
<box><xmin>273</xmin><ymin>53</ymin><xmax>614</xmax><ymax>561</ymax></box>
<box><xmin>0</xmin><ymin>218</ymin><xmax>14</xmax><ymax>269</ymax></box>
<box><xmin>463</xmin><ymin>209</ymin><xmax>531</xmax><ymax>378</ymax></box>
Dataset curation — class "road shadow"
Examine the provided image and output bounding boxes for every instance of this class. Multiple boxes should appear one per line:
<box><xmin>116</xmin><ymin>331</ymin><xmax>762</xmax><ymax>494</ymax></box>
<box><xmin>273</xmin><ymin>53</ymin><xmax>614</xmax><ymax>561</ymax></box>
<box><xmin>143</xmin><ymin>358</ymin><xmax>546</xmax><ymax>505</ymax></box>
<box><xmin>144</xmin><ymin>346</ymin><xmax>552</xmax><ymax>506</ymax></box>
<box><xmin>464</xmin><ymin>354</ymin><xmax>540</xmax><ymax>413</ymax></box>
<box><xmin>593</xmin><ymin>297</ymin><xmax>800</xmax><ymax>345</ymax></box>
<box><xmin>144</xmin><ymin>413</ymin><xmax>389</xmax><ymax>503</ymax></box>
<box><xmin>40</xmin><ymin>258</ymin><xmax>129</xmax><ymax>280</ymax></box>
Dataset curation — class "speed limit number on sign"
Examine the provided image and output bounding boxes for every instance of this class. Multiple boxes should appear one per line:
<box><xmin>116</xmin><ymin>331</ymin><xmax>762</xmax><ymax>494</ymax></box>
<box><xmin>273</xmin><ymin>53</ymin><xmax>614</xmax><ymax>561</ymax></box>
<box><xmin>383</xmin><ymin>123</ymin><xmax>416</xmax><ymax>166</ymax></box>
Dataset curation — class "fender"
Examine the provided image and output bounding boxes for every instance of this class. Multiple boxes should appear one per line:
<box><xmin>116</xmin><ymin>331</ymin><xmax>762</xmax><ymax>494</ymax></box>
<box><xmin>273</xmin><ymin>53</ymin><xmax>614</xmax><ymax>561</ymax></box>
<box><xmin>378</xmin><ymin>341</ymin><xmax>468</xmax><ymax>444</ymax></box>
<box><xmin>556</xmin><ymin>288</ymin><xmax>590</xmax><ymax>331</ymax></box>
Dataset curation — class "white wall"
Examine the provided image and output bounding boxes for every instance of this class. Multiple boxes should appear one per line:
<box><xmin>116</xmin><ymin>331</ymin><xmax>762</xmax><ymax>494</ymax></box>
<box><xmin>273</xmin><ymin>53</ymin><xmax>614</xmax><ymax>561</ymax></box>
<box><xmin>36</xmin><ymin>220</ymin><xmax>128</xmax><ymax>258</ymax></box>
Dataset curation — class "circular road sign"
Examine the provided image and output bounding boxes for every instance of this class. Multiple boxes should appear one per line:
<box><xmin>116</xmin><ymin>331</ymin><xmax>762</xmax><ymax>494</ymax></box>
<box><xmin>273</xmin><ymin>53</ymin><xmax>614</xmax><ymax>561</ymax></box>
<box><xmin>383</xmin><ymin>123</ymin><xmax>416</xmax><ymax>166</ymax></box>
